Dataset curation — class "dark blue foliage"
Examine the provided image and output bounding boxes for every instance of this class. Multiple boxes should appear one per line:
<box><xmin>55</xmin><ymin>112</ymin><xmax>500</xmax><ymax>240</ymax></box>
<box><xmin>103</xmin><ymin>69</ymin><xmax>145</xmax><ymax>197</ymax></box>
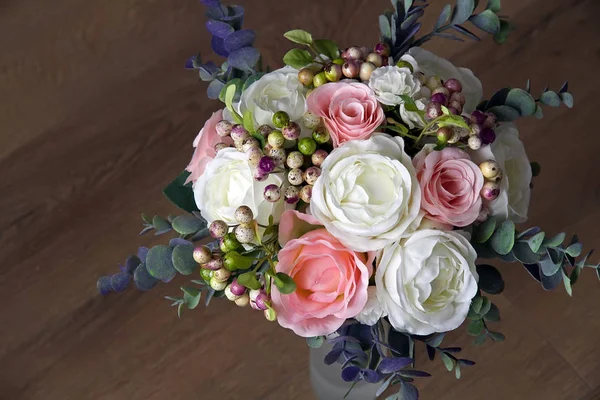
<box><xmin>361</xmin><ymin>369</ymin><xmax>381</xmax><ymax>383</ymax></box>
<box><xmin>97</xmin><ymin>276</ymin><xmax>112</xmax><ymax>295</ymax></box>
<box><xmin>206</xmin><ymin>20</ymin><xmax>234</xmax><ymax>39</ymax></box>
<box><xmin>137</xmin><ymin>247</ymin><xmax>149</xmax><ymax>263</ymax></box>
<box><xmin>378</xmin><ymin>357</ymin><xmax>413</xmax><ymax>374</ymax></box>
<box><xmin>133</xmin><ymin>263</ymin><xmax>159</xmax><ymax>291</ymax></box>
<box><xmin>224</xmin><ymin>30</ymin><xmax>256</xmax><ymax>53</ymax></box>
<box><xmin>341</xmin><ymin>366</ymin><xmax>361</xmax><ymax>382</ymax></box>
<box><xmin>200</xmin><ymin>0</ymin><xmax>221</xmax><ymax>7</ymax></box>
<box><xmin>124</xmin><ymin>255</ymin><xmax>141</xmax><ymax>274</ymax></box>
<box><xmin>110</xmin><ymin>272</ymin><xmax>130</xmax><ymax>292</ymax></box>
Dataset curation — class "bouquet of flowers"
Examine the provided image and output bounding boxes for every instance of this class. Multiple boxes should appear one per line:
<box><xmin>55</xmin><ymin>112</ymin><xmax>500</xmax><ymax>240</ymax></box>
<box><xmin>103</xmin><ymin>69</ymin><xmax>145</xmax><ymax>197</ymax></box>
<box><xmin>98</xmin><ymin>0</ymin><xmax>599</xmax><ymax>398</ymax></box>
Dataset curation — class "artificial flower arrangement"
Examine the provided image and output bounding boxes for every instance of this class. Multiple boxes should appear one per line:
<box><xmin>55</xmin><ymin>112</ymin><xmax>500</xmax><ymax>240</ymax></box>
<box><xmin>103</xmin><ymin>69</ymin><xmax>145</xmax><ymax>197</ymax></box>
<box><xmin>98</xmin><ymin>0</ymin><xmax>599</xmax><ymax>398</ymax></box>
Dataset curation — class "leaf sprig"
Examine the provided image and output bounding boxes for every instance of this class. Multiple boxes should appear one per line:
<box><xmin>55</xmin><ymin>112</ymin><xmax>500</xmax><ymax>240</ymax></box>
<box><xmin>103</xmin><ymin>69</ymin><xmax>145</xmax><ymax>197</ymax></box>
<box><xmin>282</xmin><ymin>29</ymin><xmax>341</xmax><ymax>69</ymax></box>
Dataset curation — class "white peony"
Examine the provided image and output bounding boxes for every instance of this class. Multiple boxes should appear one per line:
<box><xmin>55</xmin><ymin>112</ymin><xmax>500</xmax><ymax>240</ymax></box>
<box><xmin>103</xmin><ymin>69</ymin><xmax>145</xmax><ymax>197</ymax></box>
<box><xmin>470</xmin><ymin>122</ymin><xmax>532</xmax><ymax>223</ymax></box>
<box><xmin>310</xmin><ymin>133</ymin><xmax>421</xmax><ymax>252</ymax></box>
<box><xmin>355</xmin><ymin>286</ymin><xmax>387</xmax><ymax>326</ymax></box>
<box><xmin>238</xmin><ymin>66</ymin><xmax>308</xmax><ymax>129</ymax></box>
<box><xmin>368</xmin><ymin>66</ymin><xmax>427</xmax><ymax>129</ymax></box>
<box><xmin>408</xmin><ymin>47</ymin><xmax>483</xmax><ymax>114</ymax></box>
<box><xmin>376</xmin><ymin>229</ymin><xmax>479</xmax><ymax>335</ymax></box>
<box><xmin>194</xmin><ymin>148</ymin><xmax>288</xmax><ymax>226</ymax></box>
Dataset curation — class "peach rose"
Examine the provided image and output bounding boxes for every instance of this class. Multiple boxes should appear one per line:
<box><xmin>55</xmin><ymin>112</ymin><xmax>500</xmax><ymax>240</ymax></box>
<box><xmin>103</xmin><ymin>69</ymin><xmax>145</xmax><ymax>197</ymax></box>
<box><xmin>413</xmin><ymin>145</ymin><xmax>484</xmax><ymax>227</ymax></box>
<box><xmin>272</xmin><ymin>210</ymin><xmax>374</xmax><ymax>337</ymax></box>
<box><xmin>185</xmin><ymin>109</ymin><xmax>232</xmax><ymax>184</ymax></box>
<box><xmin>307</xmin><ymin>81</ymin><xmax>385</xmax><ymax>147</ymax></box>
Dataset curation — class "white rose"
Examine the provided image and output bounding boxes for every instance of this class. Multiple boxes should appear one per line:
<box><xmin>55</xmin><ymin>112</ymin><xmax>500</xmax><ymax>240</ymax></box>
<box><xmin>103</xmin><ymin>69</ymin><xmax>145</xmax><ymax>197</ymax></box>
<box><xmin>376</xmin><ymin>229</ymin><xmax>479</xmax><ymax>335</ymax></box>
<box><xmin>368</xmin><ymin>66</ymin><xmax>426</xmax><ymax>129</ymax></box>
<box><xmin>355</xmin><ymin>286</ymin><xmax>387</xmax><ymax>326</ymax></box>
<box><xmin>408</xmin><ymin>47</ymin><xmax>483</xmax><ymax>114</ymax></box>
<box><xmin>194</xmin><ymin>148</ymin><xmax>288</xmax><ymax>226</ymax></box>
<box><xmin>470</xmin><ymin>123</ymin><xmax>532</xmax><ymax>223</ymax></box>
<box><xmin>238</xmin><ymin>66</ymin><xmax>308</xmax><ymax>129</ymax></box>
<box><xmin>311</xmin><ymin>133</ymin><xmax>421</xmax><ymax>252</ymax></box>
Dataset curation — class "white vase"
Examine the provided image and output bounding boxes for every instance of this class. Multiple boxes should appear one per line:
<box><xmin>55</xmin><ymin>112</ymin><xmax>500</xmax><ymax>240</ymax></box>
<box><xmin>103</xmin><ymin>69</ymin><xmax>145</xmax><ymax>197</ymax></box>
<box><xmin>309</xmin><ymin>343</ymin><xmax>379</xmax><ymax>400</ymax></box>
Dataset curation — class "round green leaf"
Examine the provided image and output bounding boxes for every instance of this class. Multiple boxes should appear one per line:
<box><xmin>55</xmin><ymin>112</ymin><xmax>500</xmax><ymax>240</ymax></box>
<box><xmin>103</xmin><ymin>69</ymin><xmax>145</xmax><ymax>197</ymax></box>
<box><xmin>486</xmin><ymin>87</ymin><xmax>510</xmax><ymax>109</ymax></box>
<box><xmin>469</xmin><ymin>9</ymin><xmax>500</xmax><ymax>34</ymax></box>
<box><xmin>512</xmin><ymin>242</ymin><xmax>541</xmax><ymax>264</ymax></box>
<box><xmin>182</xmin><ymin>287</ymin><xmax>201</xmax><ymax>309</ymax></box>
<box><xmin>486</xmin><ymin>105</ymin><xmax>521</xmax><ymax>122</ymax></box>
<box><xmin>473</xmin><ymin>217</ymin><xmax>496</xmax><ymax>244</ymax></box>
<box><xmin>471</xmin><ymin>296</ymin><xmax>483</xmax><ymax>313</ymax></box>
<box><xmin>172</xmin><ymin>245</ymin><xmax>198</xmax><ymax>275</ymax></box>
<box><xmin>483</xmin><ymin>303</ymin><xmax>500</xmax><ymax>322</ymax></box>
<box><xmin>560</xmin><ymin>92</ymin><xmax>574</xmax><ymax>108</ymax></box>
<box><xmin>526</xmin><ymin>231</ymin><xmax>545</xmax><ymax>252</ymax></box>
<box><xmin>488</xmin><ymin>331</ymin><xmax>506</xmax><ymax>342</ymax></box>
<box><xmin>146</xmin><ymin>245</ymin><xmax>176</xmax><ymax>281</ymax></box>
<box><xmin>476</xmin><ymin>264</ymin><xmax>505</xmax><ymax>294</ymax></box>
<box><xmin>274</xmin><ymin>272</ymin><xmax>297</xmax><ymax>294</ymax></box>
<box><xmin>506</xmin><ymin>88</ymin><xmax>536</xmax><ymax>116</ymax></box>
<box><xmin>172</xmin><ymin>215</ymin><xmax>205</xmax><ymax>235</ymax></box>
<box><xmin>467</xmin><ymin>319</ymin><xmax>484</xmax><ymax>336</ymax></box>
<box><xmin>152</xmin><ymin>215</ymin><xmax>171</xmax><ymax>234</ymax></box>
<box><xmin>540</xmin><ymin>91</ymin><xmax>561</xmax><ymax>107</ymax></box>
<box><xmin>133</xmin><ymin>263</ymin><xmax>159</xmax><ymax>291</ymax></box>
<box><xmin>306</xmin><ymin>336</ymin><xmax>325</xmax><ymax>349</ymax></box>
<box><xmin>489</xmin><ymin>220</ymin><xmax>515</xmax><ymax>255</ymax></box>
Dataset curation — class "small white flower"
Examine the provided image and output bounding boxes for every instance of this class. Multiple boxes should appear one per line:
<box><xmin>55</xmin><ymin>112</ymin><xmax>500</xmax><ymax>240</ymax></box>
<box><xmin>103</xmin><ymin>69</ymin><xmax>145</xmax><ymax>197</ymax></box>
<box><xmin>408</xmin><ymin>47</ymin><xmax>483</xmax><ymax>114</ymax></box>
<box><xmin>376</xmin><ymin>229</ymin><xmax>479</xmax><ymax>335</ymax></box>
<box><xmin>469</xmin><ymin>123</ymin><xmax>532</xmax><ymax>223</ymax></box>
<box><xmin>238</xmin><ymin>66</ymin><xmax>308</xmax><ymax>129</ymax></box>
<box><xmin>310</xmin><ymin>133</ymin><xmax>421</xmax><ymax>252</ymax></box>
<box><xmin>194</xmin><ymin>148</ymin><xmax>289</xmax><ymax>226</ymax></box>
<box><xmin>355</xmin><ymin>287</ymin><xmax>387</xmax><ymax>326</ymax></box>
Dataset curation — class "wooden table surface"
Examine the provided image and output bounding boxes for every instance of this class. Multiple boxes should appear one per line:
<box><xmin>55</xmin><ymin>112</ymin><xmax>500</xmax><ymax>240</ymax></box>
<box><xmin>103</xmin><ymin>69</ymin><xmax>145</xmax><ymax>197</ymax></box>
<box><xmin>1</xmin><ymin>0</ymin><xmax>599</xmax><ymax>399</ymax></box>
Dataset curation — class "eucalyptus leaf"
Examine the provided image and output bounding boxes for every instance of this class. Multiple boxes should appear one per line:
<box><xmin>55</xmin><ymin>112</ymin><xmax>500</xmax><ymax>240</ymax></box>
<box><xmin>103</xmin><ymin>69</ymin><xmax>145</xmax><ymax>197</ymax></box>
<box><xmin>487</xmin><ymin>0</ymin><xmax>501</xmax><ymax>12</ymax></box>
<box><xmin>506</xmin><ymin>88</ymin><xmax>536</xmax><ymax>116</ymax></box>
<box><xmin>379</xmin><ymin>15</ymin><xmax>392</xmax><ymax>39</ymax></box>
<box><xmin>563</xmin><ymin>270</ymin><xmax>573</xmax><ymax>296</ymax></box>
<box><xmin>469</xmin><ymin>9</ymin><xmax>500</xmax><ymax>34</ymax></box>
<box><xmin>452</xmin><ymin>0</ymin><xmax>475</xmax><ymax>25</ymax></box>
<box><xmin>283</xmin><ymin>29</ymin><xmax>313</xmax><ymax>45</ymax></box>
<box><xmin>488</xmin><ymin>331</ymin><xmax>506</xmax><ymax>342</ymax></box>
<box><xmin>534</xmin><ymin>104</ymin><xmax>544</xmax><ymax>119</ymax></box>
<box><xmin>512</xmin><ymin>242</ymin><xmax>540</xmax><ymax>264</ymax></box>
<box><xmin>467</xmin><ymin>319</ymin><xmax>484</xmax><ymax>336</ymax></box>
<box><xmin>489</xmin><ymin>220</ymin><xmax>515</xmax><ymax>255</ymax></box>
<box><xmin>471</xmin><ymin>296</ymin><xmax>483</xmax><ymax>314</ymax></box>
<box><xmin>486</xmin><ymin>105</ymin><xmax>520</xmax><ymax>122</ymax></box>
<box><xmin>473</xmin><ymin>333</ymin><xmax>486</xmax><ymax>346</ymax></box>
<box><xmin>540</xmin><ymin>91</ymin><xmax>561</xmax><ymax>107</ymax></box>
<box><xmin>526</xmin><ymin>231</ymin><xmax>545</xmax><ymax>252</ymax></box>
<box><xmin>541</xmin><ymin>268</ymin><xmax>563</xmax><ymax>291</ymax></box>
<box><xmin>172</xmin><ymin>215</ymin><xmax>205</xmax><ymax>235</ymax></box>
<box><xmin>483</xmin><ymin>303</ymin><xmax>500</xmax><ymax>322</ymax></box>
<box><xmin>306</xmin><ymin>336</ymin><xmax>325</xmax><ymax>348</ymax></box>
<box><xmin>486</xmin><ymin>87</ymin><xmax>510</xmax><ymax>108</ymax></box>
<box><xmin>441</xmin><ymin>353</ymin><xmax>455</xmax><ymax>371</ymax></box>
<box><xmin>544</xmin><ymin>232</ymin><xmax>566</xmax><ymax>247</ymax></box>
<box><xmin>282</xmin><ymin>48</ymin><xmax>313</xmax><ymax>69</ymax></box>
<box><xmin>152</xmin><ymin>216</ymin><xmax>171</xmax><ymax>234</ymax></box>
<box><xmin>561</xmin><ymin>92</ymin><xmax>574</xmax><ymax>108</ymax></box>
<box><xmin>399</xmin><ymin>382</ymin><xmax>419</xmax><ymax>400</ymax></box>
<box><xmin>435</xmin><ymin>4</ymin><xmax>452</xmax><ymax>31</ymax></box>
<box><xmin>479</xmin><ymin>297</ymin><xmax>492</xmax><ymax>316</ymax></box>
<box><xmin>182</xmin><ymin>286</ymin><xmax>201</xmax><ymax>309</ymax></box>
<box><xmin>540</xmin><ymin>257</ymin><xmax>561</xmax><ymax>277</ymax></box>
<box><xmin>146</xmin><ymin>245</ymin><xmax>176</xmax><ymax>281</ymax></box>
<box><xmin>473</xmin><ymin>217</ymin><xmax>496</xmax><ymax>243</ymax></box>
<box><xmin>171</xmin><ymin>245</ymin><xmax>197</xmax><ymax>275</ymax></box>
<box><xmin>566</xmin><ymin>242</ymin><xmax>583</xmax><ymax>257</ymax></box>
<box><xmin>455</xmin><ymin>364</ymin><xmax>462</xmax><ymax>379</ymax></box>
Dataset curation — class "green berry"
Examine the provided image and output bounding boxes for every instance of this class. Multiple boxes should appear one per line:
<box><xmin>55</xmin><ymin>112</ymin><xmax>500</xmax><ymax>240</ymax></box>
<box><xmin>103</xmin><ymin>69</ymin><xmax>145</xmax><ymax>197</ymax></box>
<box><xmin>313</xmin><ymin>72</ymin><xmax>327</xmax><ymax>88</ymax></box>
<box><xmin>223</xmin><ymin>232</ymin><xmax>241</xmax><ymax>252</ymax></box>
<box><xmin>267</xmin><ymin>130</ymin><xmax>285</xmax><ymax>148</ymax></box>
<box><xmin>312</xmin><ymin>127</ymin><xmax>330</xmax><ymax>144</ymax></box>
<box><xmin>395</xmin><ymin>60</ymin><xmax>414</xmax><ymax>72</ymax></box>
<box><xmin>272</xmin><ymin>111</ymin><xmax>290</xmax><ymax>128</ymax></box>
<box><xmin>200</xmin><ymin>268</ymin><xmax>213</xmax><ymax>284</ymax></box>
<box><xmin>298</xmin><ymin>137</ymin><xmax>317</xmax><ymax>156</ymax></box>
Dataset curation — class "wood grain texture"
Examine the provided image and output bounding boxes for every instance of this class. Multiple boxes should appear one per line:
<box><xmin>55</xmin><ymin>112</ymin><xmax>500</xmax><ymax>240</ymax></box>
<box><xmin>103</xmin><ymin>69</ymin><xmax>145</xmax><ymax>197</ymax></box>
<box><xmin>0</xmin><ymin>0</ymin><xmax>599</xmax><ymax>399</ymax></box>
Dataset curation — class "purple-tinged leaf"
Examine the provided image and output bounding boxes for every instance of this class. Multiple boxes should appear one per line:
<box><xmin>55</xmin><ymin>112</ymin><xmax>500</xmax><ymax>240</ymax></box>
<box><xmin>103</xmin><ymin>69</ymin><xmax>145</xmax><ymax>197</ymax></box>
<box><xmin>199</xmin><ymin>62</ymin><xmax>219</xmax><ymax>81</ymax></box>
<box><xmin>399</xmin><ymin>23</ymin><xmax>421</xmax><ymax>48</ymax></box>
<box><xmin>376</xmin><ymin>375</ymin><xmax>394</xmax><ymax>397</ymax></box>
<box><xmin>220</xmin><ymin>5</ymin><xmax>244</xmax><ymax>26</ymax></box>
<box><xmin>211</xmin><ymin>36</ymin><xmax>229</xmax><ymax>57</ymax></box>
<box><xmin>341</xmin><ymin>355</ymin><xmax>358</xmax><ymax>369</ymax></box>
<box><xmin>205</xmin><ymin>20</ymin><xmax>234</xmax><ymax>38</ymax></box>
<box><xmin>426</xmin><ymin>345</ymin><xmax>436</xmax><ymax>361</ymax></box>
<box><xmin>341</xmin><ymin>366</ymin><xmax>360</xmax><ymax>382</ymax></box>
<box><xmin>224</xmin><ymin>29</ymin><xmax>256</xmax><ymax>53</ymax></box>
<box><xmin>185</xmin><ymin>57</ymin><xmax>195</xmax><ymax>70</ymax></box>
<box><xmin>541</xmin><ymin>268</ymin><xmax>562</xmax><ymax>291</ymax></box>
<box><xmin>200</xmin><ymin>0</ymin><xmax>221</xmax><ymax>6</ymax></box>
<box><xmin>124</xmin><ymin>255</ymin><xmax>142</xmax><ymax>275</ymax></box>
<box><xmin>170</xmin><ymin>238</ymin><xmax>192</xmax><ymax>247</ymax></box>
<box><xmin>97</xmin><ymin>276</ymin><xmax>112</xmax><ymax>295</ymax></box>
<box><xmin>458</xmin><ymin>359</ymin><xmax>476</xmax><ymax>366</ymax></box>
<box><xmin>206</xmin><ymin>240</ymin><xmax>221</xmax><ymax>252</ymax></box>
<box><xmin>378</xmin><ymin>357</ymin><xmax>413</xmax><ymax>374</ymax></box>
<box><xmin>441</xmin><ymin>347</ymin><xmax>462</xmax><ymax>353</ymax></box>
<box><xmin>425</xmin><ymin>332</ymin><xmax>445</xmax><ymax>347</ymax></box>
<box><xmin>228</xmin><ymin>46</ymin><xmax>259</xmax><ymax>72</ymax></box>
<box><xmin>400</xmin><ymin>382</ymin><xmax>419</xmax><ymax>400</ymax></box>
<box><xmin>133</xmin><ymin>263</ymin><xmax>158</xmax><ymax>291</ymax></box>
<box><xmin>373</xmin><ymin>339</ymin><xmax>406</xmax><ymax>356</ymax></box>
<box><xmin>453</xmin><ymin>24</ymin><xmax>481</xmax><ymax>41</ymax></box>
<box><xmin>399</xmin><ymin>370</ymin><xmax>431</xmax><ymax>378</ymax></box>
<box><xmin>137</xmin><ymin>247</ymin><xmax>149</xmax><ymax>263</ymax></box>
<box><xmin>362</xmin><ymin>369</ymin><xmax>381</xmax><ymax>383</ymax></box>
<box><xmin>139</xmin><ymin>226</ymin><xmax>153</xmax><ymax>236</ymax></box>
<box><xmin>205</xmin><ymin>6</ymin><xmax>226</xmax><ymax>20</ymax></box>
<box><xmin>523</xmin><ymin>263</ymin><xmax>541</xmax><ymax>282</ymax></box>
<box><xmin>205</xmin><ymin>288</ymin><xmax>216</xmax><ymax>306</ymax></box>
<box><xmin>110</xmin><ymin>272</ymin><xmax>130</xmax><ymax>292</ymax></box>
<box><xmin>207</xmin><ymin>79</ymin><xmax>225</xmax><ymax>100</ymax></box>
<box><xmin>328</xmin><ymin>336</ymin><xmax>362</xmax><ymax>345</ymax></box>
<box><xmin>324</xmin><ymin>348</ymin><xmax>343</xmax><ymax>365</ymax></box>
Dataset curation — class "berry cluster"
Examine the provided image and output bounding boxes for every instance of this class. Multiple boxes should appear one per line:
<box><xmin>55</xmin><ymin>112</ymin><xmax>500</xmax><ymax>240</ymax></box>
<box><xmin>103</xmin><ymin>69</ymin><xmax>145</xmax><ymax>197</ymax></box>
<box><xmin>297</xmin><ymin>42</ymin><xmax>392</xmax><ymax>88</ymax></box>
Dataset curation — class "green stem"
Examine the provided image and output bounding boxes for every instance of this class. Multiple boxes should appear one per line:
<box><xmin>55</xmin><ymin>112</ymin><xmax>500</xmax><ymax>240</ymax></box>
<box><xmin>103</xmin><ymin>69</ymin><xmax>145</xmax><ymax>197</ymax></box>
<box><xmin>343</xmin><ymin>381</ymin><xmax>359</xmax><ymax>399</ymax></box>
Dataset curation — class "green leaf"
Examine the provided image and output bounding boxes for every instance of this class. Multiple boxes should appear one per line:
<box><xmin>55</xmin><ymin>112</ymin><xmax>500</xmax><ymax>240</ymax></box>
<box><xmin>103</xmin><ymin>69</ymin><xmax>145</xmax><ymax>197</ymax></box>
<box><xmin>471</xmin><ymin>296</ymin><xmax>483</xmax><ymax>314</ymax></box>
<box><xmin>483</xmin><ymin>303</ymin><xmax>500</xmax><ymax>322</ymax></box>
<box><xmin>399</xmin><ymin>95</ymin><xmax>421</xmax><ymax>112</ymax></box>
<box><xmin>563</xmin><ymin>270</ymin><xmax>573</xmax><ymax>296</ymax></box>
<box><xmin>146</xmin><ymin>245</ymin><xmax>176</xmax><ymax>281</ymax></box>
<box><xmin>479</xmin><ymin>297</ymin><xmax>492</xmax><ymax>316</ymax></box>
<box><xmin>314</xmin><ymin>39</ymin><xmax>339</xmax><ymax>59</ymax></box>
<box><xmin>171</xmin><ymin>245</ymin><xmax>197</xmax><ymax>275</ymax></box>
<box><xmin>242</xmin><ymin>73</ymin><xmax>264</xmax><ymax>92</ymax></box>
<box><xmin>540</xmin><ymin>257</ymin><xmax>561</xmax><ymax>277</ymax></box>
<box><xmin>225</xmin><ymin>83</ymin><xmax>238</xmax><ymax>115</ymax></box>
<box><xmin>486</xmin><ymin>105</ymin><xmax>520</xmax><ymax>121</ymax></box>
<box><xmin>283</xmin><ymin>29</ymin><xmax>313</xmax><ymax>46</ymax></box>
<box><xmin>274</xmin><ymin>272</ymin><xmax>297</xmax><ymax>294</ymax></box>
<box><xmin>237</xmin><ymin>271</ymin><xmax>261</xmax><ymax>290</ymax></box>
<box><xmin>470</xmin><ymin>9</ymin><xmax>501</xmax><ymax>34</ymax></box>
<box><xmin>172</xmin><ymin>215</ymin><xmax>205</xmax><ymax>235</ymax></box>
<box><xmin>218</xmin><ymin>78</ymin><xmax>242</xmax><ymax>103</ymax></box>
<box><xmin>493</xmin><ymin>19</ymin><xmax>512</xmax><ymax>44</ymax></box>
<box><xmin>163</xmin><ymin>171</ymin><xmax>199</xmax><ymax>213</ymax></box>
<box><xmin>152</xmin><ymin>215</ymin><xmax>172</xmax><ymax>234</ymax></box>
<box><xmin>243</xmin><ymin>110</ymin><xmax>255</xmax><ymax>132</ymax></box>
<box><xmin>379</xmin><ymin>15</ymin><xmax>392</xmax><ymax>39</ymax></box>
<box><xmin>487</xmin><ymin>0</ymin><xmax>501</xmax><ymax>12</ymax></box>
<box><xmin>441</xmin><ymin>353</ymin><xmax>455</xmax><ymax>371</ymax></box>
<box><xmin>488</xmin><ymin>331</ymin><xmax>506</xmax><ymax>342</ymax></box>
<box><xmin>540</xmin><ymin>91</ymin><xmax>561</xmax><ymax>107</ymax></box>
<box><xmin>452</xmin><ymin>0</ymin><xmax>475</xmax><ymax>25</ymax></box>
<box><xmin>530</xmin><ymin>161</ymin><xmax>541</xmax><ymax>177</ymax></box>
<box><xmin>526</xmin><ymin>231</ymin><xmax>545</xmax><ymax>252</ymax></box>
<box><xmin>534</xmin><ymin>104</ymin><xmax>544</xmax><ymax>119</ymax></box>
<box><xmin>455</xmin><ymin>364</ymin><xmax>462</xmax><ymax>379</ymax></box>
<box><xmin>473</xmin><ymin>217</ymin><xmax>497</xmax><ymax>243</ymax></box>
<box><xmin>436</xmin><ymin>114</ymin><xmax>470</xmax><ymax>129</ymax></box>
<box><xmin>435</xmin><ymin>5</ymin><xmax>452</xmax><ymax>31</ymax></box>
<box><xmin>512</xmin><ymin>242</ymin><xmax>541</xmax><ymax>264</ymax></box>
<box><xmin>506</xmin><ymin>88</ymin><xmax>536</xmax><ymax>116</ymax></box>
<box><xmin>489</xmin><ymin>220</ymin><xmax>515</xmax><ymax>255</ymax></box>
<box><xmin>467</xmin><ymin>319</ymin><xmax>484</xmax><ymax>336</ymax></box>
<box><xmin>182</xmin><ymin>286</ymin><xmax>201</xmax><ymax>309</ymax></box>
<box><xmin>566</xmin><ymin>242</ymin><xmax>583</xmax><ymax>257</ymax></box>
<box><xmin>283</xmin><ymin>48</ymin><xmax>313</xmax><ymax>69</ymax></box>
<box><xmin>544</xmin><ymin>232</ymin><xmax>566</xmax><ymax>247</ymax></box>
<box><xmin>560</xmin><ymin>92</ymin><xmax>574</xmax><ymax>108</ymax></box>
<box><xmin>473</xmin><ymin>333</ymin><xmax>486</xmax><ymax>346</ymax></box>
<box><xmin>426</xmin><ymin>333</ymin><xmax>445</xmax><ymax>348</ymax></box>
<box><xmin>306</xmin><ymin>336</ymin><xmax>326</xmax><ymax>349</ymax></box>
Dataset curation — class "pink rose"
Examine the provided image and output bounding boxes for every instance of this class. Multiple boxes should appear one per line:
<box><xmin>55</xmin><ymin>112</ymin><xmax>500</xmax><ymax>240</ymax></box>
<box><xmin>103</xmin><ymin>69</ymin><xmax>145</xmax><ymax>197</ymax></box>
<box><xmin>413</xmin><ymin>146</ymin><xmax>484</xmax><ymax>227</ymax></box>
<box><xmin>307</xmin><ymin>82</ymin><xmax>385</xmax><ymax>147</ymax></box>
<box><xmin>272</xmin><ymin>210</ymin><xmax>374</xmax><ymax>337</ymax></box>
<box><xmin>185</xmin><ymin>109</ymin><xmax>232</xmax><ymax>184</ymax></box>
